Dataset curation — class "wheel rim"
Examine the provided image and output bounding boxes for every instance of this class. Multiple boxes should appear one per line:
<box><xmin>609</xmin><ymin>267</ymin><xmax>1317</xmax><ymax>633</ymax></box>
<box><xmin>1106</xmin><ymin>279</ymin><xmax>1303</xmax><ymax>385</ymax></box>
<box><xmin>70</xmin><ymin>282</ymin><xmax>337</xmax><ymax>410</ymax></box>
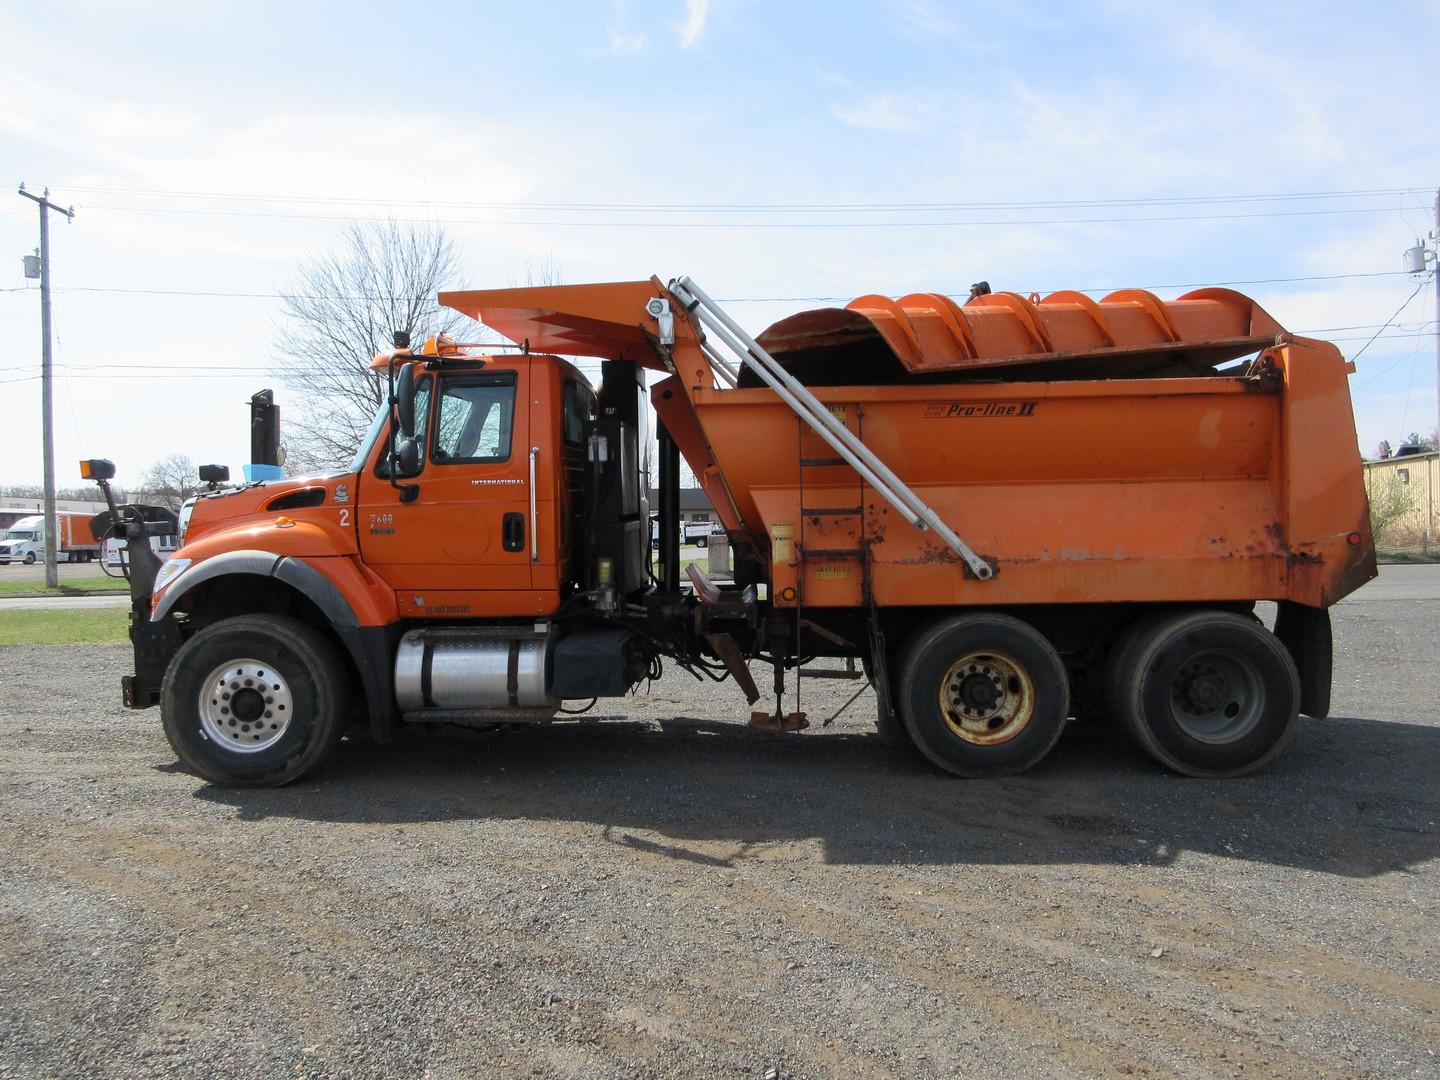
<box><xmin>937</xmin><ymin>650</ymin><xmax>1035</xmax><ymax>745</ymax></box>
<box><xmin>1166</xmin><ymin>648</ymin><xmax>1264</xmax><ymax>744</ymax></box>
<box><xmin>198</xmin><ymin>658</ymin><xmax>294</xmax><ymax>753</ymax></box>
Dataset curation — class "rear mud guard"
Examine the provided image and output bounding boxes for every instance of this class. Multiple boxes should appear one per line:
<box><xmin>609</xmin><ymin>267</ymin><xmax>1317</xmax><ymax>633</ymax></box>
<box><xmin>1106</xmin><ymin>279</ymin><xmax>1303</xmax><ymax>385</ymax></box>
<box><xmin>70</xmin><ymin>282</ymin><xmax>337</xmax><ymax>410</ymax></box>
<box><xmin>1274</xmin><ymin>601</ymin><xmax>1332</xmax><ymax>719</ymax></box>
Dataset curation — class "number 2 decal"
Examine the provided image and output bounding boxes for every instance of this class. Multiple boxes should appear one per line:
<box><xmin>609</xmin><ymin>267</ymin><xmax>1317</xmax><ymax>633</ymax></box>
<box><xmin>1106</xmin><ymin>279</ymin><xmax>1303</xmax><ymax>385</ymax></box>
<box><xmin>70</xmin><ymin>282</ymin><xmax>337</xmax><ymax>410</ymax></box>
<box><xmin>339</xmin><ymin>508</ymin><xmax>350</xmax><ymax>527</ymax></box>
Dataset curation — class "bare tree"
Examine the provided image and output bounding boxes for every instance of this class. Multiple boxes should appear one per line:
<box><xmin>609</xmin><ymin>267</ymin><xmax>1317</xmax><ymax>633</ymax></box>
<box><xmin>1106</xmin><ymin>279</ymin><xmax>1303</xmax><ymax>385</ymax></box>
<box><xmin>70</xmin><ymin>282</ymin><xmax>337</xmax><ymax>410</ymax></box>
<box><xmin>1</xmin><ymin>483</ymin><xmax>126</xmax><ymax>503</ymax></box>
<box><xmin>137</xmin><ymin>454</ymin><xmax>200</xmax><ymax>513</ymax></box>
<box><xmin>274</xmin><ymin>219</ymin><xmax>464</xmax><ymax>471</ymax></box>
<box><xmin>509</xmin><ymin>252</ymin><xmax>564</xmax><ymax>289</ymax></box>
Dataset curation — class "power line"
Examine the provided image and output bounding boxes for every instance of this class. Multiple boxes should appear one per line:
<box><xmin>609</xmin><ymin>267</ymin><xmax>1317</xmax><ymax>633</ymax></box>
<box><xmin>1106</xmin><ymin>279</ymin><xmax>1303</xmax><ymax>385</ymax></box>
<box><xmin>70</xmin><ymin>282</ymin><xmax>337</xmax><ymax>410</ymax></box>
<box><xmin>5</xmin><ymin>331</ymin><xmax>1433</xmax><ymax>382</ymax></box>
<box><xmin>69</xmin><ymin>203</ymin><xmax>1426</xmax><ymax>229</ymax></box>
<box><xmin>1347</xmin><ymin>275</ymin><xmax>1428</xmax><ymax>371</ymax></box>
<box><xmin>1352</xmin><ymin>274</ymin><xmax>1435</xmax><ymax>384</ymax></box>
<box><xmin>56</xmin><ymin>183</ymin><xmax>1430</xmax><ymax>213</ymax></box>
<box><xmin>0</xmin><ymin>269</ymin><xmax>1418</xmax><ymax>303</ymax></box>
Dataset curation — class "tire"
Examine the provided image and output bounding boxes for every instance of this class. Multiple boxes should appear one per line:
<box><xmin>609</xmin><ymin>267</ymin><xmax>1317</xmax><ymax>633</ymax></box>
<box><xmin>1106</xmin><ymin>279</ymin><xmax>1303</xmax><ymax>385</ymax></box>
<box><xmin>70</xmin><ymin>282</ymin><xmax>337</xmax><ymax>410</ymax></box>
<box><xmin>23</xmin><ymin>552</ymin><xmax>36</xmax><ymax>565</ymax></box>
<box><xmin>896</xmin><ymin>613</ymin><xmax>1070</xmax><ymax>777</ymax></box>
<box><xmin>1106</xmin><ymin>610</ymin><xmax>1299</xmax><ymax>777</ymax></box>
<box><xmin>161</xmin><ymin>614</ymin><xmax>350</xmax><ymax>786</ymax></box>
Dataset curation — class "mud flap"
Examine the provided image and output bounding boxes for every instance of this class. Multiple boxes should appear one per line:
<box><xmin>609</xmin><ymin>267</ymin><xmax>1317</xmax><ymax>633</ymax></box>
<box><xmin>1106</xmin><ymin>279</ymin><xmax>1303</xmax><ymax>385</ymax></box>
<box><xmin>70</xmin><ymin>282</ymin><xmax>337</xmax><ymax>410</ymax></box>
<box><xmin>125</xmin><ymin>607</ymin><xmax>182</xmax><ymax>709</ymax></box>
<box><xmin>1274</xmin><ymin>601</ymin><xmax>1332</xmax><ymax>719</ymax></box>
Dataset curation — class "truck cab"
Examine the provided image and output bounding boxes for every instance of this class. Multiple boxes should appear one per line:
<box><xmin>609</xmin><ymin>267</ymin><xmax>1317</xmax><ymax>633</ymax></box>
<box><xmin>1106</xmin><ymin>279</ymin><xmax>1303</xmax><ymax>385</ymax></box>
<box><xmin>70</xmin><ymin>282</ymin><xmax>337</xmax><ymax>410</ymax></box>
<box><xmin>100</xmin><ymin>334</ymin><xmax>665</xmax><ymax>785</ymax></box>
<box><xmin>0</xmin><ymin>518</ymin><xmax>42</xmax><ymax>564</ymax></box>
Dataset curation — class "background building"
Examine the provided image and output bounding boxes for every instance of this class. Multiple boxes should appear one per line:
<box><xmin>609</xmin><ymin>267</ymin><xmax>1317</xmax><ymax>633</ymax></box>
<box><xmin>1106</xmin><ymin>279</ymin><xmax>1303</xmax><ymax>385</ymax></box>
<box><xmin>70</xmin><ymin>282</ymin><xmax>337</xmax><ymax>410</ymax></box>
<box><xmin>648</xmin><ymin>487</ymin><xmax>714</xmax><ymax>527</ymax></box>
<box><xmin>1364</xmin><ymin>451</ymin><xmax>1439</xmax><ymax>552</ymax></box>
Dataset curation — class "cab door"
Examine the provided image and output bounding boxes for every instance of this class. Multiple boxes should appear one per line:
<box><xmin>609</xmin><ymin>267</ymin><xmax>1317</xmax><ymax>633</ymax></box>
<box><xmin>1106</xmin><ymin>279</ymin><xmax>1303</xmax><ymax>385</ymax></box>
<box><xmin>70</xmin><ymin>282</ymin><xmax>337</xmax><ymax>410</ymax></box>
<box><xmin>359</xmin><ymin>362</ymin><xmax>542</xmax><ymax>616</ymax></box>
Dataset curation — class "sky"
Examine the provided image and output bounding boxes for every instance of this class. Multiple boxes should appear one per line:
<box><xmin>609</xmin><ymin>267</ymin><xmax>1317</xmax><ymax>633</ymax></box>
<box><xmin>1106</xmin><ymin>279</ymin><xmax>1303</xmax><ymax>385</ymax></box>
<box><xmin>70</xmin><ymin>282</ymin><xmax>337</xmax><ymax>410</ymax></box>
<box><xmin>1</xmin><ymin>0</ymin><xmax>1438</xmax><ymax>490</ymax></box>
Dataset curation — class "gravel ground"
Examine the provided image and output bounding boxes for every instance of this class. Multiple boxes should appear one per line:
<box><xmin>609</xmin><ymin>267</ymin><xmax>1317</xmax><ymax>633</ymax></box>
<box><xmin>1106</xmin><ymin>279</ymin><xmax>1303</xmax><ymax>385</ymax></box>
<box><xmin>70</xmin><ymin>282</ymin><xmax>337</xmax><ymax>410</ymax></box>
<box><xmin>0</xmin><ymin>577</ymin><xmax>1437</xmax><ymax>1079</ymax></box>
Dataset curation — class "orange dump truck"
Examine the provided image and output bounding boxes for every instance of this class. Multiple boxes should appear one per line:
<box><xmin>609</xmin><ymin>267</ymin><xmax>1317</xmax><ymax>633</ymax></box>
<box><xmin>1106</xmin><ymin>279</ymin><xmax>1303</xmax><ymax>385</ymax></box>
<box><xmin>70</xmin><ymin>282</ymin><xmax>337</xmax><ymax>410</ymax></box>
<box><xmin>85</xmin><ymin>275</ymin><xmax>1375</xmax><ymax>786</ymax></box>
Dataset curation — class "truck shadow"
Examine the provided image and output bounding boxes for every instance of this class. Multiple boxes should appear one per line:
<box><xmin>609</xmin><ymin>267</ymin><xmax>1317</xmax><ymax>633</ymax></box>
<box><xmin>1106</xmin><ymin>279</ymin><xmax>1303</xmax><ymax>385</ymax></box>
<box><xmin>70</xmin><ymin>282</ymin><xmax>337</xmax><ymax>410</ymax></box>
<box><xmin>193</xmin><ymin>713</ymin><xmax>1440</xmax><ymax>879</ymax></box>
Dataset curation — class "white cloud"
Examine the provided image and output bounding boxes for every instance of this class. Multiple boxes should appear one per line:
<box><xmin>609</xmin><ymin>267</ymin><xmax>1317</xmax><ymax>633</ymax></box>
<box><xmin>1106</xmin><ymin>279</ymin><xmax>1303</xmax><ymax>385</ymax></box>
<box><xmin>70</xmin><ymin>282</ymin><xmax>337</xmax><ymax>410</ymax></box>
<box><xmin>678</xmin><ymin>0</ymin><xmax>709</xmax><ymax>48</ymax></box>
<box><xmin>887</xmin><ymin>0</ymin><xmax>1052</xmax><ymax>42</ymax></box>
<box><xmin>607</xmin><ymin>29</ymin><xmax>646</xmax><ymax>53</ymax></box>
<box><xmin>832</xmin><ymin>94</ymin><xmax>938</xmax><ymax>136</ymax></box>
<box><xmin>890</xmin><ymin>0</ymin><xmax>957</xmax><ymax>38</ymax></box>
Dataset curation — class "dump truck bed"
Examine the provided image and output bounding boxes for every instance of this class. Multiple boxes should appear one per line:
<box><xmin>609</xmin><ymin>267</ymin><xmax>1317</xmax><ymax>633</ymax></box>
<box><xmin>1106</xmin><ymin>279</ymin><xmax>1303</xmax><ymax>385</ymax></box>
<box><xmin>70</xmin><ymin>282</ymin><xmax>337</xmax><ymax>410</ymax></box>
<box><xmin>695</xmin><ymin>354</ymin><xmax>1374</xmax><ymax>609</ymax></box>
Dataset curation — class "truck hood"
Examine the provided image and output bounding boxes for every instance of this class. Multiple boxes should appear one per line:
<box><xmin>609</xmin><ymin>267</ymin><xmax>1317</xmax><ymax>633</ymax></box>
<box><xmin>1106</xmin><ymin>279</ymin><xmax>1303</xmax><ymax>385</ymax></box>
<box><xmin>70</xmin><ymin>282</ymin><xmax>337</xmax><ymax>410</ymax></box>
<box><xmin>183</xmin><ymin>472</ymin><xmax>356</xmax><ymax>551</ymax></box>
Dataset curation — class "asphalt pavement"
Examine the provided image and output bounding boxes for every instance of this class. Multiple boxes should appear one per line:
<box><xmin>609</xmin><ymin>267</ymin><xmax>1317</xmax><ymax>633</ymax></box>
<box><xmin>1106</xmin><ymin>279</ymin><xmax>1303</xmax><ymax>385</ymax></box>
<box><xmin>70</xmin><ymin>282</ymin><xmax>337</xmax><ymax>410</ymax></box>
<box><xmin>0</xmin><ymin>559</ymin><xmax>112</xmax><ymax>584</ymax></box>
<box><xmin>0</xmin><ymin>594</ymin><xmax>131</xmax><ymax>611</ymax></box>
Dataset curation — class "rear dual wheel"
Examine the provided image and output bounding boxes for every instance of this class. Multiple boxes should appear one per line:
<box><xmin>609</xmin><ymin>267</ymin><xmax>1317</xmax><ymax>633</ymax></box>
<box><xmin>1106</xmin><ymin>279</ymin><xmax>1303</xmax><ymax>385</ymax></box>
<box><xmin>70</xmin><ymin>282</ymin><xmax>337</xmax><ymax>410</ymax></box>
<box><xmin>897</xmin><ymin>614</ymin><xmax>1069</xmax><ymax>777</ymax></box>
<box><xmin>1104</xmin><ymin>610</ymin><xmax>1299</xmax><ymax>777</ymax></box>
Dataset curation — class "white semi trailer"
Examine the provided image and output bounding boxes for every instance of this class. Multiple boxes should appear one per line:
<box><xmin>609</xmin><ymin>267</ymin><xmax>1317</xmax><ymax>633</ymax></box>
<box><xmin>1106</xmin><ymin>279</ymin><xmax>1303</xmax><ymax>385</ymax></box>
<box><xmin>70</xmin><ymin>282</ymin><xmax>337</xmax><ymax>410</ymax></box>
<box><xmin>0</xmin><ymin>512</ymin><xmax>101</xmax><ymax>564</ymax></box>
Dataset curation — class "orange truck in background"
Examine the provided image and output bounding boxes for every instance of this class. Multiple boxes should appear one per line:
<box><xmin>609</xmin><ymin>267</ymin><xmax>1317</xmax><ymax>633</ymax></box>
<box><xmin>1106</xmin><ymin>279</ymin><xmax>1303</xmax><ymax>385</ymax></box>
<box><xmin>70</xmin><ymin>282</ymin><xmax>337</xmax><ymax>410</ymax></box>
<box><xmin>84</xmin><ymin>275</ymin><xmax>1375</xmax><ymax>786</ymax></box>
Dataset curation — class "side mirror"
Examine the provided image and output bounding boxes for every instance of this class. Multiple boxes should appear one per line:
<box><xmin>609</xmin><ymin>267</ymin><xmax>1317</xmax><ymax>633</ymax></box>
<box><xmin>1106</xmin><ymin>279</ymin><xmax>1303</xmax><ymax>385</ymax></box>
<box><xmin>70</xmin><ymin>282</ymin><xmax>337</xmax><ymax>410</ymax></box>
<box><xmin>396</xmin><ymin>438</ymin><xmax>420</xmax><ymax>477</ymax></box>
<box><xmin>198</xmin><ymin>464</ymin><xmax>230</xmax><ymax>484</ymax></box>
<box><xmin>395</xmin><ymin>363</ymin><xmax>417</xmax><ymax>439</ymax></box>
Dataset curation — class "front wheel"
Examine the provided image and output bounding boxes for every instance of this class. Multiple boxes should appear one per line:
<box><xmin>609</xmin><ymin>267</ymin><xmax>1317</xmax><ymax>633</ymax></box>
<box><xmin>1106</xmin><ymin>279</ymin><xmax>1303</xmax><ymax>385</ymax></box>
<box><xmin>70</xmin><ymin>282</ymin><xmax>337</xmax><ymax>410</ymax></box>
<box><xmin>23</xmin><ymin>552</ymin><xmax>35</xmax><ymax>565</ymax></box>
<box><xmin>1104</xmin><ymin>610</ymin><xmax>1299</xmax><ymax>777</ymax></box>
<box><xmin>896</xmin><ymin>613</ymin><xmax>1070</xmax><ymax>777</ymax></box>
<box><xmin>161</xmin><ymin>614</ymin><xmax>350</xmax><ymax>786</ymax></box>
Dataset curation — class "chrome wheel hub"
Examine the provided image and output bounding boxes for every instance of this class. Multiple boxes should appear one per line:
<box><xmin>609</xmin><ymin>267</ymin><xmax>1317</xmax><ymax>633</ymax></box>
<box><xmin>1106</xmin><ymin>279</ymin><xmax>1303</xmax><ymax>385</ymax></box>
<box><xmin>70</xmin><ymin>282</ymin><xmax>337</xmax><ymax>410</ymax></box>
<box><xmin>198</xmin><ymin>659</ymin><xmax>294</xmax><ymax>753</ymax></box>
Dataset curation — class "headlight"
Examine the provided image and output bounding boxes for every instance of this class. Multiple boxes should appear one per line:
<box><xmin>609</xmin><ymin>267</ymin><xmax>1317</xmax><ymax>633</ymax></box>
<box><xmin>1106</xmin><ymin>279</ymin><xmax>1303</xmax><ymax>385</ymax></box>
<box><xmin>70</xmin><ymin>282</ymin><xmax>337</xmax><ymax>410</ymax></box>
<box><xmin>151</xmin><ymin>557</ymin><xmax>192</xmax><ymax>595</ymax></box>
<box><xmin>177</xmin><ymin>498</ymin><xmax>197</xmax><ymax>545</ymax></box>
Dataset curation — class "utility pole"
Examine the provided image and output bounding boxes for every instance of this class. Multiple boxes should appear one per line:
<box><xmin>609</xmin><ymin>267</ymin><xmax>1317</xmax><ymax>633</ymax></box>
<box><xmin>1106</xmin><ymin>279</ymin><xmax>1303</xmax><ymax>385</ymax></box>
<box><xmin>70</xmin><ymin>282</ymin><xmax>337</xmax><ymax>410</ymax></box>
<box><xmin>18</xmin><ymin>184</ymin><xmax>75</xmax><ymax>589</ymax></box>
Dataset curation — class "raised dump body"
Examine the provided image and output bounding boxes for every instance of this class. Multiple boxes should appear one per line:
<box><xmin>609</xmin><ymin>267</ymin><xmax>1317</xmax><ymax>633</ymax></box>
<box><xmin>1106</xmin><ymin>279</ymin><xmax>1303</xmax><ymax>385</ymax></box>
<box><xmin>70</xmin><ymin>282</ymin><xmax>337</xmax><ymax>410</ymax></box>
<box><xmin>694</xmin><ymin>331</ymin><xmax>1373</xmax><ymax>612</ymax></box>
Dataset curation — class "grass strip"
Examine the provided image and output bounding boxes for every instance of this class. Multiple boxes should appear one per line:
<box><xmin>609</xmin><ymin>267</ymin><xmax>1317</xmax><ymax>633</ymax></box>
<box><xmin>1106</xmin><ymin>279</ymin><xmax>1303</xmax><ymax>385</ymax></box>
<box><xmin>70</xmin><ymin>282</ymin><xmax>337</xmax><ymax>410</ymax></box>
<box><xmin>1375</xmin><ymin>550</ymin><xmax>1440</xmax><ymax>564</ymax></box>
<box><xmin>0</xmin><ymin>608</ymin><xmax>130</xmax><ymax>645</ymax></box>
<box><xmin>0</xmin><ymin>577</ymin><xmax>129</xmax><ymax>598</ymax></box>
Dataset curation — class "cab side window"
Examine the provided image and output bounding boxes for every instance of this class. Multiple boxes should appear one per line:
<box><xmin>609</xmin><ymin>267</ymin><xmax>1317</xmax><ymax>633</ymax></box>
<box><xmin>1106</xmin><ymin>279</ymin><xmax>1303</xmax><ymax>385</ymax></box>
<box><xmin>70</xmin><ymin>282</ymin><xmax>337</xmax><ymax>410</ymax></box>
<box><xmin>563</xmin><ymin>380</ymin><xmax>595</xmax><ymax>446</ymax></box>
<box><xmin>433</xmin><ymin>373</ymin><xmax>516</xmax><ymax>464</ymax></box>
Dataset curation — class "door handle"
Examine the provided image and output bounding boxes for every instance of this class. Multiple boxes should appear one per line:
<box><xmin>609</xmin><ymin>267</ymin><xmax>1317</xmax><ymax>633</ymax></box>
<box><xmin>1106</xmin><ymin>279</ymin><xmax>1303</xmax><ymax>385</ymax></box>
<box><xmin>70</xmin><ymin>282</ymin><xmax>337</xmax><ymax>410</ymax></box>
<box><xmin>528</xmin><ymin>447</ymin><xmax>539</xmax><ymax>563</ymax></box>
<box><xmin>502</xmin><ymin>512</ymin><xmax>524</xmax><ymax>553</ymax></box>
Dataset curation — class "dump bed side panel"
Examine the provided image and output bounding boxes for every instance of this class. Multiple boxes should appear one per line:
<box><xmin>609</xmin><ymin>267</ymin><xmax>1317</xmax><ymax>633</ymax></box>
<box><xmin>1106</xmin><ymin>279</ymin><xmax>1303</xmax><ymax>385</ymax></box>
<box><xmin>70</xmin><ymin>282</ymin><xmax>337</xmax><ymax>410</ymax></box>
<box><xmin>698</xmin><ymin>342</ymin><xmax>1375</xmax><ymax>608</ymax></box>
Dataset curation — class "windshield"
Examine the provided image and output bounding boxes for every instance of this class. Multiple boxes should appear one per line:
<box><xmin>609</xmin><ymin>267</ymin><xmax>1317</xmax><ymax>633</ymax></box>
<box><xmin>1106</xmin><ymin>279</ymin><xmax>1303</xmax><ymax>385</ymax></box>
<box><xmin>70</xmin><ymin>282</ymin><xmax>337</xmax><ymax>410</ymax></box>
<box><xmin>4</xmin><ymin>530</ymin><xmax>37</xmax><ymax>541</ymax></box>
<box><xmin>349</xmin><ymin>400</ymin><xmax>390</xmax><ymax>474</ymax></box>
